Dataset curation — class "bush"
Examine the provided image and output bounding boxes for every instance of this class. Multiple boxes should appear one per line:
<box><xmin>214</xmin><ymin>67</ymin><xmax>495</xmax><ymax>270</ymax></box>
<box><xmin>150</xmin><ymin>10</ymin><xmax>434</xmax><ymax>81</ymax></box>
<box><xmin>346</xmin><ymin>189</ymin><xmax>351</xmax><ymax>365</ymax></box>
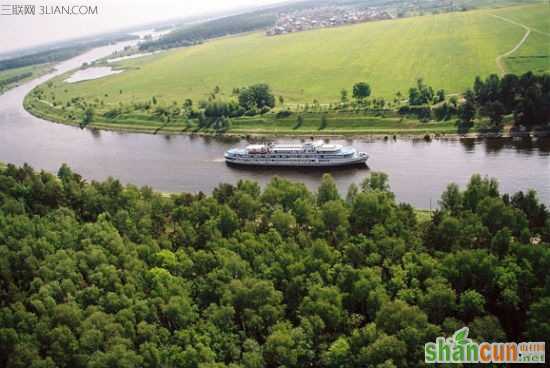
<box><xmin>229</xmin><ymin>107</ymin><xmax>246</xmax><ymax>118</ymax></box>
<box><xmin>103</xmin><ymin>108</ymin><xmax>122</xmax><ymax>119</ymax></box>
<box><xmin>399</xmin><ymin>105</ymin><xmax>432</xmax><ymax>121</ymax></box>
<box><xmin>276</xmin><ymin>110</ymin><xmax>292</xmax><ymax>119</ymax></box>
<box><xmin>433</xmin><ymin>102</ymin><xmax>455</xmax><ymax>121</ymax></box>
<box><xmin>244</xmin><ymin>109</ymin><xmax>259</xmax><ymax>117</ymax></box>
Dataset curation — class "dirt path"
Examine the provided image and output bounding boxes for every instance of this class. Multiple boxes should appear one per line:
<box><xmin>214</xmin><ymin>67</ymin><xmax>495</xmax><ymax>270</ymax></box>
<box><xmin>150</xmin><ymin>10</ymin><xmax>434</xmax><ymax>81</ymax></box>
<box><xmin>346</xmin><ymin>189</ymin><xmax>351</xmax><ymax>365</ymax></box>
<box><xmin>490</xmin><ymin>14</ymin><xmax>531</xmax><ymax>75</ymax></box>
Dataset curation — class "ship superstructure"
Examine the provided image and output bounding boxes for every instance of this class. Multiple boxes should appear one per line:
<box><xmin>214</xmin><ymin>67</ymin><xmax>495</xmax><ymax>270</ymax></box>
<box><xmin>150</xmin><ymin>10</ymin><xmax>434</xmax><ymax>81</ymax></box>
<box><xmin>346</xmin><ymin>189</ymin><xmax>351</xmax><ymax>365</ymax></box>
<box><xmin>224</xmin><ymin>141</ymin><xmax>368</xmax><ymax>167</ymax></box>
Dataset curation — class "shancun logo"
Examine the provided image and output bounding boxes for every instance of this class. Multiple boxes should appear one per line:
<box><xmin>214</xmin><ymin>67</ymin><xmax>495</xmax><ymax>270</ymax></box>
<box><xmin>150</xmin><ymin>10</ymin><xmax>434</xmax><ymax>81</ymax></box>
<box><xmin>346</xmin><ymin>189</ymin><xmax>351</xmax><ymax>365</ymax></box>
<box><xmin>424</xmin><ymin>327</ymin><xmax>545</xmax><ymax>364</ymax></box>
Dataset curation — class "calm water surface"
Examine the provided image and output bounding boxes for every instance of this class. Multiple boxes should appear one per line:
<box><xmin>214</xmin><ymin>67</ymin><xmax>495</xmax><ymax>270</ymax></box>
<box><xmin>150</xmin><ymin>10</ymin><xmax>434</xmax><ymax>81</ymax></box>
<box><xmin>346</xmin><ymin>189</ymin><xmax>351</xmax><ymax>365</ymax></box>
<box><xmin>65</xmin><ymin>66</ymin><xmax>124</xmax><ymax>83</ymax></box>
<box><xmin>0</xmin><ymin>42</ymin><xmax>549</xmax><ymax>208</ymax></box>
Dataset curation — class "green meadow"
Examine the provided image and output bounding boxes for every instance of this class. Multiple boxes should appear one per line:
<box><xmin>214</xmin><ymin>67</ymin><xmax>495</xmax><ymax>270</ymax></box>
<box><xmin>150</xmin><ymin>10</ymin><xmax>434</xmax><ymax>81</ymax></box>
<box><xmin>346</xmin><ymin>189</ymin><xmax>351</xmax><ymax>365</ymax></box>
<box><xmin>25</xmin><ymin>3</ymin><xmax>549</xmax><ymax>136</ymax></box>
<box><xmin>491</xmin><ymin>4</ymin><xmax>550</xmax><ymax>75</ymax></box>
<box><xmin>0</xmin><ymin>63</ymin><xmax>51</xmax><ymax>93</ymax></box>
<box><xmin>24</xmin><ymin>93</ymin><xmax>480</xmax><ymax>136</ymax></box>
<box><xmin>42</xmin><ymin>3</ymin><xmax>549</xmax><ymax>106</ymax></box>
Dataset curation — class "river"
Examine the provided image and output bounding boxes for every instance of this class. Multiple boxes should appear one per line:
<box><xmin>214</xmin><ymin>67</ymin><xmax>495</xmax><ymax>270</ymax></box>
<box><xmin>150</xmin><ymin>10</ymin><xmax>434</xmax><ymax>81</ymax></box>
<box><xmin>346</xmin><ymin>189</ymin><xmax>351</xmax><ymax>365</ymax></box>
<box><xmin>0</xmin><ymin>41</ymin><xmax>549</xmax><ymax>208</ymax></box>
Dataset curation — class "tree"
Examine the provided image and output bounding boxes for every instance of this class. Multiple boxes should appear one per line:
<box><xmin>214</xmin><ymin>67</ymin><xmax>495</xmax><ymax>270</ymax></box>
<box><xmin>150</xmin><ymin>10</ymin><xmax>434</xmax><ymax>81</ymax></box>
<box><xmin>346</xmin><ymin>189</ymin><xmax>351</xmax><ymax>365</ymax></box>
<box><xmin>457</xmin><ymin>90</ymin><xmax>476</xmax><ymax>126</ymax></box>
<box><xmin>294</xmin><ymin>114</ymin><xmax>304</xmax><ymax>129</ymax></box>
<box><xmin>420</xmin><ymin>280</ymin><xmax>457</xmax><ymax>324</ymax></box>
<box><xmin>82</xmin><ymin>107</ymin><xmax>94</xmax><ymax>125</ymax></box>
<box><xmin>271</xmin><ymin>209</ymin><xmax>296</xmax><ymax>237</ymax></box>
<box><xmin>323</xmin><ymin>337</ymin><xmax>351</xmax><ymax>368</ymax></box>
<box><xmin>449</xmin><ymin>95</ymin><xmax>458</xmax><ymax>108</ymax></box>
<box><xmin>318</xmin><ymin>173</ymin><xmax>339</xmax><ymax>204</ymax></box>
<box><xmin>361</xmin><ymin>172</ymin><xmax>390</xmax><ymax>192</ymax></box>
<box><xmin>482</xmin><ymin>100</ymin><xmax>506</xmax><ymax>128</ymax></box>
<box><xmin>408</xmin><ymin>79</ymin><xmax>434</xmax><ymax>105</ymax></box>
<box><xmin>217</xmin><ymin>205</ymin><xmax>239</xmax><ymax>236</ymax></box>
<box><xmin>264</xmin><ymin>322</ymin><xmax>311</xmax><ymax>367</ymax></box>
<box><xmin>238</xmin><ymin>84</ymin><xmax>275</xmax><ymax>110</ymax></box>
<box><xmin>340</xmin><ymin>89</ymin><xmax>348</xmax><ymax>105</ymax></box>
<box><xmin>183</xmin><ymin>98</ymin><xmax>193</xmax><ymax>110</ymax></box>
<box><xmin>458</xmin><ymin>290</ymin><xmax>486</xmax><ymax>321</ymax></box>
<box><xmin>526</xmin><ymin>297</ymin><xmax>550</xmax><ymax>340</ymax></box>
<box><xmin>463</xmin><ymin>174</ymin><xmax>499</xmax><ymax>212</ymax></box>
<box><xmin>346</xmin><ymin>183</ymin><xmax>359</xmax><ymax>204</ymax></box>
<box><xmin>222</xmin><ymin>278</ymin><xmax>284</xmax><ymax>340</ymax></box>
<box><xmin>435</xmin><ymin>89</ymin><xmax>446</xmax><ymax>103</ymax></box>
<box><xmin>352</xmin><ymin>82</ymin><xmax>371</xmax><ymax>103</ymax></box>
<box><xmin>350</xmin><ymin>191</ymin><xmax>394</xmax><ymax>234</ymax></box>
<box><xmin>0</xmin><ymin>164</ymin><xmax>547</xmax><ymax>367</ymax></box>
<box><xmin>359</xmin><ymin>335</ymin><xmax>407</xmax><ymax>367</ymax></box>
<box><xmin>469</xmin><ymin>315</ymin><xmax>506</xmax><ymax>342</ymax></box>
<box><xmin>321</xmin><ymin>200</ymin><xmax>349</xmax><ymax>236</ymax></box>
<box><xmin>439</xmin><ymin>183</ymin><xmax>463</xmax><ymax>215</ymax></box>
<box><xmin>300</xmin><ymin>285</ymin><xmax>345</xmax><ymax>332</ymax></box>
<box><xmin>320</xmin><ymin>113</ymin><xmax>328</xmax><ymax>130</ymax></box>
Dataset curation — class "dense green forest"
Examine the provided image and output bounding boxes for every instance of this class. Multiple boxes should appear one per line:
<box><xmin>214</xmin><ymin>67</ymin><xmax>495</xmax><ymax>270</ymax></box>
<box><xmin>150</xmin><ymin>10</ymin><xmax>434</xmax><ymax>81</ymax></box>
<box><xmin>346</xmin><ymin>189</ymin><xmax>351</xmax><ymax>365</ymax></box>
<box><xmin>0</xmin><ymin>48</ymin><xmax>88</xmax><ymax>71</ymax></box>
<box><xmin>0</xmin><ymin>34</ymin><xmax>137</xmax><ymax>72</ymax></box>
<box><xmin>139</xmin><ymin>11</ymin><xmax>278</xmax><ymax>51</ymax></box>
<box><xmin>0</xmin><ymin>72</ymin><xmax>32</xmax><ymax>89</ymax></box>
<box><xmin>0</xmin><ymin>164</ymin><xmax>548</xmax><ymax>367</ymax></box>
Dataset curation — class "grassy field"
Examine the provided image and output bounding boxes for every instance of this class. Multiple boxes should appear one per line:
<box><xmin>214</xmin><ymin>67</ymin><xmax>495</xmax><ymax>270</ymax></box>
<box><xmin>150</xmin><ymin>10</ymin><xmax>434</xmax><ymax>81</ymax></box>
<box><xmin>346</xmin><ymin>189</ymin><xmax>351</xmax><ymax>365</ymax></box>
<box><xmin>40</xmin><ymin>3</ymin><xmax>549</xmax><ymax>106</ymax></box>
<box><xmin>490</xmin><ymin>4</ymin><xmax>550</xmax><ymax>74</ymax></box>
<box><xmin>24</xmin><ymin>3</ymin><xmax>549</xmax><ymax>136</ymax></box>
<box><xmin>0</xmin><ymin>64</ymin><xmax>52</xmax><ymax>94</ymax></box>
<box><xmin>24</xmin><ymin>91</ymin><xmax>483</xmax><ymax>136</ymax></box>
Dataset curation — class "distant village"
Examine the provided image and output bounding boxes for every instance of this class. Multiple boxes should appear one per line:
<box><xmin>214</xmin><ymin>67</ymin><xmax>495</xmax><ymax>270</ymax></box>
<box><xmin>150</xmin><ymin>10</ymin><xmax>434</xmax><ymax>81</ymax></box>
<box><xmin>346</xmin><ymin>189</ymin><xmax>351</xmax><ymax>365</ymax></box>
<box><xmin>266</xmin><ymin>7</ymin><xmax>392</xmax><ymax>36</ymax></box>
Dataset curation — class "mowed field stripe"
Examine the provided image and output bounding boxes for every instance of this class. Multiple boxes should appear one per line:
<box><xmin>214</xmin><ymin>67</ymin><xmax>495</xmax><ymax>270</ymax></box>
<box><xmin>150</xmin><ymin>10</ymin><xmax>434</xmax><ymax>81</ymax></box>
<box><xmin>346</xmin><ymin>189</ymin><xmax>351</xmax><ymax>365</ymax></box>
<box><xmin>491</xmin><ymin>14</ymin><xmax>532</xmax><ymax>75</ymax></box>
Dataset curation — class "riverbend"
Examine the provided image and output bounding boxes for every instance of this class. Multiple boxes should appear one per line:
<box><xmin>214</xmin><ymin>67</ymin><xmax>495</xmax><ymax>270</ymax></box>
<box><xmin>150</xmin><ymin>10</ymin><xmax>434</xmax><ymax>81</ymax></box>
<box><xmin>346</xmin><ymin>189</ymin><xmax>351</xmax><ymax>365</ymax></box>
<box><xmin>0</xmin><ymin>41</ymin><xmax>549</xmax><ymax>209</ymax></box>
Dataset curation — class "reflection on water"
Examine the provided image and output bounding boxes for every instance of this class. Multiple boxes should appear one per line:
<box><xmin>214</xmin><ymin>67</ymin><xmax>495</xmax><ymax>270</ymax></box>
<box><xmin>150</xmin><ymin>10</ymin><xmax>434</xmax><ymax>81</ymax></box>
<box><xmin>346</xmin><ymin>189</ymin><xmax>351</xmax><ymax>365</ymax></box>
<box><xmin>65</xmin><ymin>66</ymin><xmax>124</xmax><ymax>83</ymax></box>
<box><xmin>0</xmin><ymin>40</ymin><xmax>549</xmax><ymax>209</ymax></box>
<box><xmin>107</xmin><ymin>51</ymin><xmax>163</xmax><ymax>63</ymax></box>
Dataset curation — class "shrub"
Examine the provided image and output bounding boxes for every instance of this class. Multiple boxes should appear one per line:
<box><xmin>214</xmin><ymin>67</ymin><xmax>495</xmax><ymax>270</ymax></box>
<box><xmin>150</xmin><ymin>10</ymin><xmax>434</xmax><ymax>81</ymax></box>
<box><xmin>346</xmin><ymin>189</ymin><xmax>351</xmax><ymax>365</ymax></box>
<box><xmin>276</xmin><ymin>110</ymin><xmax>292</xmax><ymax>119</ymax></box>
<box><xmin>399</xmin><ymin>105</ymin><xmax>432</xmax><ymax>121</ymax></box>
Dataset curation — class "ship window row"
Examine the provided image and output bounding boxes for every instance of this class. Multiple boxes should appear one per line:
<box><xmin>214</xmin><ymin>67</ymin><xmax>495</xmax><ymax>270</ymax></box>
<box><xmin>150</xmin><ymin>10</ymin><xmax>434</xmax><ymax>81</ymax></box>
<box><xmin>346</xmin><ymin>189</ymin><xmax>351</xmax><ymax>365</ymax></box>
<box><xmin>238</xmin><ymin>154</ymin><xmax>352</xmax><ymax>158</ymax></box>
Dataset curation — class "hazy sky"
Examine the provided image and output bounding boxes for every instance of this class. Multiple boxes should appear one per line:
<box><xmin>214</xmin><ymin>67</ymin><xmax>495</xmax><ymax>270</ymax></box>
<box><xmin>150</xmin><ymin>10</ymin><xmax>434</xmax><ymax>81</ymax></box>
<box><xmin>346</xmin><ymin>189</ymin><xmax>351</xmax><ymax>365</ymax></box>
<box><xmin>0</xmin><ymin>0</ymin><xmax>287</xmax><ymax>53</ymax></box>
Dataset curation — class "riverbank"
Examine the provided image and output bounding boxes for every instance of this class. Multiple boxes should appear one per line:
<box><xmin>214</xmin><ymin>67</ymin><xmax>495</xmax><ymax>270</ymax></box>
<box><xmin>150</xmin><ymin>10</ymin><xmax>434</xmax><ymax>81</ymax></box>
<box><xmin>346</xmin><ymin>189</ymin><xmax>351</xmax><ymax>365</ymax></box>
<box><xmin>23</xmin><ymin>95</ymin><xmax>550</xmax><ymax>139</ymax></box>
<box><xmin>22</xmin><ymin>92</ymin><xmax>491</xmax><ymax>137</ymax></box>
<box><xmin>0</xmin><ymin>64</ymin><xmax>53</xmax><ymax>95</ymax></box>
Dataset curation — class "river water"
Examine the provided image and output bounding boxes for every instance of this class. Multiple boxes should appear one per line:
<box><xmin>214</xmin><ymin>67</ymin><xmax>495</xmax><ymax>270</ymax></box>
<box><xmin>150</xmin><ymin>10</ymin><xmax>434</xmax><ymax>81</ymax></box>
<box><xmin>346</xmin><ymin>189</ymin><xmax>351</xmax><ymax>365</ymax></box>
<box><xmin>0</xmin><ymin>41</ymin><xmax>549</xmax><ymax>208</ymax></box>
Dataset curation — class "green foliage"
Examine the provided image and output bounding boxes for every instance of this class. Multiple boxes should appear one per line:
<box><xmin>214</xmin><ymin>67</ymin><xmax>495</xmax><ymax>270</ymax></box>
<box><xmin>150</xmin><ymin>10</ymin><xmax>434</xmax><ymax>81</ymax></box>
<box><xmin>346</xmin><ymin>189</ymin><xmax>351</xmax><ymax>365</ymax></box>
<box><xmin>294</xmin><ymin>114</ymin><xmax>304</xmax><ymax>129</ymax></box>
<box><xmin>361</xmin><ymin>172</ymin><xmax>391</xmax><ymax>193</ymax></box>
<box><xmin>432</xmin><ymin>102</ymin><xmax>455</xmax><ymax>121</ymax></box>
<box><xmin>0</xmin><ymin>164</ymin><xmax>548</xmax><ymax>367</ymax></box>
<box><xmin>238</xmin><ymin>84</ymin><xmax>275</xmax><ymax>111</ymax></box>
<box><xmin>320</xmin><ymin>113</ymin><xmax>328</xmax><ymax>130</ymax></box>
<box><xmin>0</xmin><ymin>71</ymin><xmax>32</xmax><ymax>89</ymax></box>
<box><xmin>408</xmin><ymin>79</ymin><xmax>435</xmax><ymax>106</ymax></box>
<box><xmin>398</xmin><ymin>105</ymin><xmax>432</xmax><ymax>122</ymax></box>
<box><xmin>317</xmin><ymin>174</ymin><xmax>340</xmax><ymax>205</ymax></box>
<box><xmin>472</xmin><ymin>72</ymin><xmax>550</xmax><ymax>128</ymax></box>
<box><xmin>352</xmin><ymin>82</ymin><xmax>372</xmax><ymax>102</ymax></box>
<box><xmin>0</xmin><ymin>33</ymin><xmax>136</xmax><ymax>71</ymax></box>
<box><xmin>82</xmin><ymin>107</ymin><xmax>94</xmax><ymax>125</ymax></box>
<box><xmin>139</xmin><ymin>9</ymin><xmax>279</xmax><ymax>51</ymax></box>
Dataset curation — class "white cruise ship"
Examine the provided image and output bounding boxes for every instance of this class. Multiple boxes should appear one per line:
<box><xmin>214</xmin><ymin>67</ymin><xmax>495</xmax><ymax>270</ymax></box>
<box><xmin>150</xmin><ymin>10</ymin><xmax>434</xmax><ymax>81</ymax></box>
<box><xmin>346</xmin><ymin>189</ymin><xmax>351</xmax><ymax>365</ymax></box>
<box><xmin>224</xmin><ymin>141</ymin><xmax>368</xmax><ymax>167</ymax></box>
